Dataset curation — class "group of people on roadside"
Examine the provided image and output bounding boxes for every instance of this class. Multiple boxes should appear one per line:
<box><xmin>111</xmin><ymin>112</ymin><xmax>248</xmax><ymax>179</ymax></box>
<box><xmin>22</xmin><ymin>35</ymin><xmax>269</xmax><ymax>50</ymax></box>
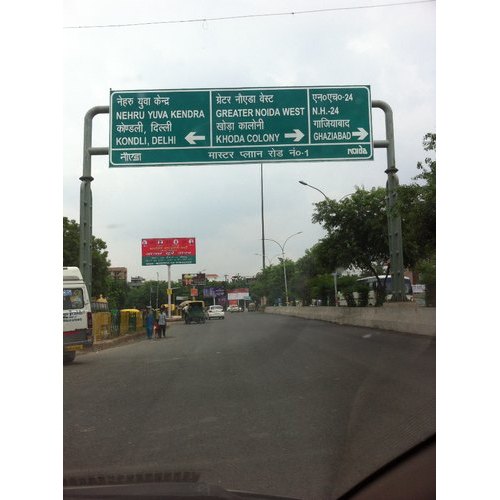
<box><xmin>145</xmin><ymin>306</ymin><xmax>168</xmax><ymax>340</ymax></box>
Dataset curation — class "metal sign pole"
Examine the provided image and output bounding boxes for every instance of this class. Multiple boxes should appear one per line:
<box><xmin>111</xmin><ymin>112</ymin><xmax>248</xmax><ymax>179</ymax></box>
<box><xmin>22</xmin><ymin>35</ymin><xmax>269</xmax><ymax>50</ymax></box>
<box><xmin>79</xmin><ymin>106</ymin><xmax>109</xmax><ymax>297</ymax></box>
<box><xmin>260</xmin><ymin>163</ymin><xmax>266</xmax><ymax>272</ymax></box>
<box><xmin>372</xmin><ymin>100</ymin><xmax>406</xmax><ymax>301</ymax></box>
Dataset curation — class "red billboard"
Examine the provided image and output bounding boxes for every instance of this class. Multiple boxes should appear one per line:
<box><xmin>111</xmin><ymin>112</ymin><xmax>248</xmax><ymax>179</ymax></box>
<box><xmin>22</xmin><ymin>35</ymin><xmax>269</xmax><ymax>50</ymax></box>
<box><xmin>141</xmin><ymin>238</ymin><xmax>196</xmax><ymax>266</ymax></box>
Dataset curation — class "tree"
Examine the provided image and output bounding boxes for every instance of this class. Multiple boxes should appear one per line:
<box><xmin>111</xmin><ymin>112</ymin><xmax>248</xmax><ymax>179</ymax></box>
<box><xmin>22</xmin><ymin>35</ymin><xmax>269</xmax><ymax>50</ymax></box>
<box><xmin>312</xmin><ymin>187</ymin><xmax>390</xmax><ymax>284</ymax></box>
<box><xmin>403</xmin><ymin>133</ymin><xmax>436</xmax><ymax>303</ymax></box>
<box><xmin>290</xmin><ymin>244</ymin><xmax>333</xmax><ymax>304</ymax></box>
<box><xmin>106</xmin><ymin>275</ymin><xmax>128</xmax><ymax>310</ymax></box>
<box><xmin>126</xmin><ymin>281</ymin><xmax>155</xmax><ymax>309</ymax></box>
<box><xmin>63</xmin><ymin>217</ymin><xmax>80</xmax><ymax>265</ymax></box>
<box><xmin>308</xmin><ymin>273</ymin><xmax>334</xmax><ymax>305</ymax></box>
<box><xmin>397</xmin><ymin>133</ymin><xmax>436</xmax><ymax>267</ymax></box>
<box><xmin>311</xmin><ymin>133</ymin><xmax>436</xmax><ymax>289</ymax></box>
<box><xmin>63</xmin><ymin>217</ymin><xmax>111</xmax><ymax>297</ymax></box>
<box><xmin>249</xmin><ymin>260</ymin><xmax>297</xmax><ymax>305</ymax></box>
<box><xmin>295</xmin><ymin>244</ymin><xmax>331</xmax><ymax>278</ymax></box>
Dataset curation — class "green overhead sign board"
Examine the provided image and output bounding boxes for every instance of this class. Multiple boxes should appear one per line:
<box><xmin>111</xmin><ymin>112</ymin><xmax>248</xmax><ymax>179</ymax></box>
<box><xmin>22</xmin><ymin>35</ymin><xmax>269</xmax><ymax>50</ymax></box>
<box><xmin>109</xmin><ymin>86</ymin><xmax>372</xmax><ymax>167</ymax></box>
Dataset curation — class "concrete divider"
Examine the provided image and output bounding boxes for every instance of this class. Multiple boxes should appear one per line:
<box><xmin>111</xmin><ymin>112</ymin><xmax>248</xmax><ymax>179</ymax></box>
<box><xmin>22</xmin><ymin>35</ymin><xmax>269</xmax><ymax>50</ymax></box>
<box><xmin>265</xmin><ymin>303</ymin><xmax>435</xmax><ymax>336</ymax></box>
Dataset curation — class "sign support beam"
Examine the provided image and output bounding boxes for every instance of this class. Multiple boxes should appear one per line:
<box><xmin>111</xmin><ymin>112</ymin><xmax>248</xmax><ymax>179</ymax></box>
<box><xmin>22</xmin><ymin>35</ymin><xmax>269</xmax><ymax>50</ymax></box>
<box><xmin>372</xmin><ymin>100</ymin><xmax>406</xmax><ymax>301</ymax></box>
<box><xmin>79</xmin><ymin>106</ymin><xmax>109</xmax><ymax>296</ymax></box>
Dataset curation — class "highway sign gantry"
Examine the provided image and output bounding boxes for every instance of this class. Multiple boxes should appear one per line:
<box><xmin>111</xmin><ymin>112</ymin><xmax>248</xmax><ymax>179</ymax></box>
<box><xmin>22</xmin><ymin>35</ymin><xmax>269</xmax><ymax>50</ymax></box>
<box><xmin>109</xmin><ymin>86</ymin><xmax>372</xmax><ymax>167</ymax></box>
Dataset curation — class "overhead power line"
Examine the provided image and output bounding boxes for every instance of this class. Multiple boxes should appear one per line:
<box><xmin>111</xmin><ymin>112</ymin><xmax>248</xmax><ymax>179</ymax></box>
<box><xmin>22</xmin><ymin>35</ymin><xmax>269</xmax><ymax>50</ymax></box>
<box><xmin>64</xmin><ymin>0</ymin><xmax>435</xmax><ymax>29</ymax></box>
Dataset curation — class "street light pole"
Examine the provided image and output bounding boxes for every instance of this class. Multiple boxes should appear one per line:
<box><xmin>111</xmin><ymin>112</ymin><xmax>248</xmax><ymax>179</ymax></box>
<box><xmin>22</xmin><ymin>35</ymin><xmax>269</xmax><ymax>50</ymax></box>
<box><xmin>298</xmin><ymin>180</ymin><xmax>330</xmax><ymax>201</ymax></box>
<box><xmin>255</xmin><ymin>253</ymin><xmax>281</xmax><ymax>267</ymax></box>
<box><xmin>299</xmin><ymin>180</ymin><xmax>355</xmax><ymax>203</ymax></box>
<box><xmin>282</xmin><ymin>249</ymin><xmax>288</xmax><ymax>305</ymax></box>
<box><xmin>265</xmin><ymin>231</ymin><xmax>303</xmax><ymax>306</ymax></box>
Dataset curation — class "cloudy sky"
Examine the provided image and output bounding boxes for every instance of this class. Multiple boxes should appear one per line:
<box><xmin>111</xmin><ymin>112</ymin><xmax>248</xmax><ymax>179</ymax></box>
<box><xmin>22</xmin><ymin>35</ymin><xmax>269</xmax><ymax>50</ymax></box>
<box><xmin>62</xmin><ymin>0</ymin><xmax>436</xmax><ymax>283</ymax></box>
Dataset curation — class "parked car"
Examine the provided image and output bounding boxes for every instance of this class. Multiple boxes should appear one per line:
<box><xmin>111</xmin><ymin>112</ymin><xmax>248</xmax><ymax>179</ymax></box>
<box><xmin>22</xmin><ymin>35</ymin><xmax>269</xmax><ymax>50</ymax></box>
<box><xmin>207</xmin><ymin>305</ymin><xmax>225</xmax><ymax>320</ymax></box>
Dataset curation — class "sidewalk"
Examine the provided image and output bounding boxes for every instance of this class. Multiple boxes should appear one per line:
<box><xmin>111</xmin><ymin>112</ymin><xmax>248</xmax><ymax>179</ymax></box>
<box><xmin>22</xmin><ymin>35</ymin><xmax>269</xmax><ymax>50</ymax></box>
<box><xmin>92</xmin><ymin>316</ymin><xmax>183</xmax><ymax>352</ymax></box>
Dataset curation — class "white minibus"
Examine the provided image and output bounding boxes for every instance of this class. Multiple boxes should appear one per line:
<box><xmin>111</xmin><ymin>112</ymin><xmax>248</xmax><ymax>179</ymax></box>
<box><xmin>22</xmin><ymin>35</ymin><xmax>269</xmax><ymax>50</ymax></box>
<box><xmin>63</xmin><ymin>267</ymin><xmax>93</xmax><ymax>363</ymax></box>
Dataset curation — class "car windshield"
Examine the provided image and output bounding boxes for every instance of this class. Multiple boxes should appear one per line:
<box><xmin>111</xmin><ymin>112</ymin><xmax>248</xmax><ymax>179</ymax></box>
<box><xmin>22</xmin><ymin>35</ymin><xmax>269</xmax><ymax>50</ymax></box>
<box><xmin>62</xmin><ymin>2</ymin><xmax>437</xmax><ymax>498</ymax></box>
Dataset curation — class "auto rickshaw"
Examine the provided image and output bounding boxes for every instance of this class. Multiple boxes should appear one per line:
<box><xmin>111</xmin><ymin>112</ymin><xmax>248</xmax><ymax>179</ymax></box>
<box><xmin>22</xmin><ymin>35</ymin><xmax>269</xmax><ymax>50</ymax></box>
<box><xmin>179</xmin><ymin>300</ymin><xmax>206</xmax><ymax>324</ymax></box>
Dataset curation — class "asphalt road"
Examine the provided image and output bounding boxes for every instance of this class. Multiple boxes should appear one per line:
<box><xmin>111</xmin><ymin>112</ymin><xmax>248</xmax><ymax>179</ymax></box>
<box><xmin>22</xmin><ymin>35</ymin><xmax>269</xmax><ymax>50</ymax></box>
<box><xmin>64</xmin><ymin>312</ymin><xmax>435</xmax><ymax>499</ymax></box>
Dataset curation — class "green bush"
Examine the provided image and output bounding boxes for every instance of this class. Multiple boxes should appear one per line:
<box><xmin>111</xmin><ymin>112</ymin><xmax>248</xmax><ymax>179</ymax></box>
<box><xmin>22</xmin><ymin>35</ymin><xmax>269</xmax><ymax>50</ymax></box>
<box><xmin>344</xmin><ymin>290</ymin><xmax>356</xmax><ymax>307</ymax></box>
<box><xmin>354</xmin><ymin>283</ymin><xmax>370</xmax><ymax>307</ymax></box>
<box><xmin>417</xmin><ymin>255</ymin><xmax>436</xmax><ymax>307</ymax></box>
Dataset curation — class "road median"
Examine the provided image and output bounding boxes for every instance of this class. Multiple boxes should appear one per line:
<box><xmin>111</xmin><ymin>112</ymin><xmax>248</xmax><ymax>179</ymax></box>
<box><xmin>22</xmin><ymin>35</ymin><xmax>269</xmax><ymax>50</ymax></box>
<box><xmin>265</xmin><ymin>303</ymin><xmax>435</xmax><ymax>336</ymax></box>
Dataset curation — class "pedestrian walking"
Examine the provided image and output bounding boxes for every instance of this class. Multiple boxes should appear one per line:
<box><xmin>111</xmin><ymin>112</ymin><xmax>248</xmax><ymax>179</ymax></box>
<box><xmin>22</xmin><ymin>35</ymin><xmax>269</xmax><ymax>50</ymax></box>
<box><xmin>158</xmin><ymin>308</ymin><xmax>167</xmax><ymax>338</ymax></box>
<box><xmin>146</xmin><ymin>307</ymin><xmax>155</xmax><ymax>340</ymax></box>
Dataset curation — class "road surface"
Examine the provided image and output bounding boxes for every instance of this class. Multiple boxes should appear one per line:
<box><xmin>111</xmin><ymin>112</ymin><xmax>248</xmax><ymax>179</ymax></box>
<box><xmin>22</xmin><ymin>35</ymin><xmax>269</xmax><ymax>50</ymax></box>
<box><xmin>64</xmin><ymin>311</ymin><xmax>435</xmax><ymax>498</ymax></box>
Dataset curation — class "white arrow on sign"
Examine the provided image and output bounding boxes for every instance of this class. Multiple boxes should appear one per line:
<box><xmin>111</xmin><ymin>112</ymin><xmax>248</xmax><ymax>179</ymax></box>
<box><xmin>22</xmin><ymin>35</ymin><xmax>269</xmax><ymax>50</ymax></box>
<box><xmin>284</xmin><ymin>129</ymin><xmax>305</xmax><ymax>142</ymax></box>
<box><xmin>352</xmin><ymin>127</ymin><xmax>368</xmax><ymax>141</ymax></box>
<box><xmin>185</xmin><ymin>131</ymin><xmax>206</xmax><ymax>144</ymax></box>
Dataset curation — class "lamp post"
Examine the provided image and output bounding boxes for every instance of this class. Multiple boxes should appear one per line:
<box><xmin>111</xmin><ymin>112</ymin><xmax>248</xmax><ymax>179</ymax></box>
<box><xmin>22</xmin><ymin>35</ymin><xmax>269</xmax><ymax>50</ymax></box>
<box><xmin>299</xmin><ymin>180</ymin><xmax>357</xmax><ymax>203</ymax></box>
<box><xmin>265</xmin><ymin>231</ymin><xmax>303</xmax><ymax>306</ymax></box>
<box><xmin>254</xmin><ymin>253</ymin><xmax>281</xmax><ymax>267</ymax></box>
<box><xmin>300</xmin><ymin>182</ymin><xmax>356</xmax><ymax>306</ymax></box>
<box><xmin>298</xmin><ymin>180</ymin><xmax>330</xmax><ymax>201</ymax></box>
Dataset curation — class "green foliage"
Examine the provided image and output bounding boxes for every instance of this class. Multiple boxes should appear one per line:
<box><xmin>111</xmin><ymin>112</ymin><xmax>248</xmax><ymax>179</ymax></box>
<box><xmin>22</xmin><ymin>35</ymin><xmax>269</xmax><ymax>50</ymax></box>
<box><xmin>310</xmin><ymin>133</ymin><xmax>436</xmax><ymax>282</ymax></box>
<box><xmin>334</xmin><ymin>277</ymin><xmax>369</xmax><ymax>307</ymax></box>
<box><xmin>63</xmin><ymin>217</ymin><xmax>80</xmax><ymax>266</ymax></box>
<box><xmin>344</xmin><ymin>290</ymin><xmax>356</xmax><ymax>307</ymax></box>
<box><xmin>312</xmin><ymin>187</ymin><xmax>390</xmax><ymax>277</ymax></box>
<box><xmin>117</xmin><ymin>278</ymin><xmax>231</xmax><ymax>311</ymax></box>
<box><xmin>91</xmin><ymin>237</ymin><xmax>111</xmax><ymax>297</ymax></box>
<box><xmin>249</xmin><ymin>270</ymin><xmax>271</xmax><ymax>303</ymax></box>
<box><xmin>249</xmin><ymin>260</ymin><xmax>298</xmax><ymax>305</ymax></box>
<box><xmin>354</xmin><ymin>283</ymin><xmax>370</xmax><ymax>307</ymax></box>
<box><xmin>228</xmin><ymin>276</ymin><xmax>251</xmax><ymax>289</ymax></box>
<box><xmin>126</xmin><ymin>282</ymin><xmax>153</xmax><ymax>309</ymax></box>
<box><xmin>309</xmin><ymin>273</ymin><xmax>333</xmax><ymax>305</ymax></box>
<box><xmin>63</xmin><ymin>217</ymin><xmax>111</xmax><ymax>297</ymax></box>
<box><xmin>401</xmin><ymin>133</ymin><xmax>436</xmax><ymax>305</ymax></box>
<box><xmin>106</xmin><ymin>276</ymin><xmax>128</xmax><ymax>310</ymax></box>
<box><xmin>397</xmin><ymin>133</ymin><xmax>436</xmax><ymax>268</ymax></box>
<box><xmin>416</xmin><ymin>253</ymin><xmax>436</xmax><ymax>307</ymax></box>
<box><xmin>128</xmin><ymin>280</ymin><xmax>175</xmax><ymax>310</ymax></box>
